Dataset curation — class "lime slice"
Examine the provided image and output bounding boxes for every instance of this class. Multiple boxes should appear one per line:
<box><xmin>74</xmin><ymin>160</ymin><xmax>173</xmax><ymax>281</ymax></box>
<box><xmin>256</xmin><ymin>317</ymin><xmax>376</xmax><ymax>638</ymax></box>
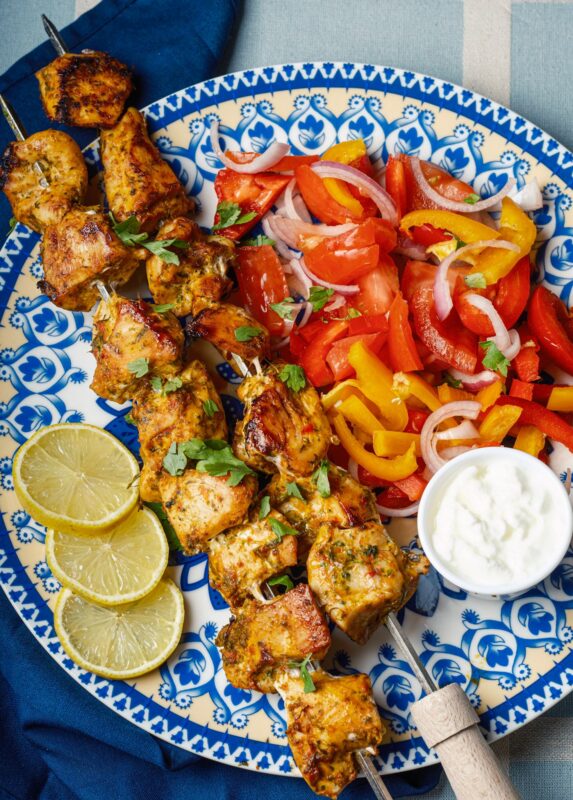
<box><xmin>46</xmin><ymin>507</ymin><xmax>169</xmax><ymax>605</ymax></box>
<box><xmin>12</xmin><ymin>423</ymin><xmax>139</xmax><ymax>533</ymax></box>
<box><xmin>54</xmin><ymin>579</ymin><xmax>184</xmax><ymax>679</ymax></box>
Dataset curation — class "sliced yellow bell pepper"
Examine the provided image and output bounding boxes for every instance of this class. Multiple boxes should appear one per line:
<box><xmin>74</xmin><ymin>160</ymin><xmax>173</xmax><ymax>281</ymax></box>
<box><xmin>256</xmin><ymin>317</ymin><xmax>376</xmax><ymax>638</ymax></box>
<box><xmin>437</xmin><ymin>384</ymin><xmax>475</xmax><ymax>404</ymax></box>
<box><xmin>479</xmin><ymin>404</ymin><xmax>522</xmax><ymax>443</ymax></box>
<box><xmin>337</xmin><ymin>394</ymin><xmax>383</xmax><ymax>436</ymax></box>
<box><xmin>547</xmin><ymin>387</ymin><xmax>573</xmax><ymax>413</ymax></box>
<box><xmin>349</xmin><ymin>342</ymin><xmax>408</xmax><ymax>431</ymax></box>
<box><xmin>514</xmin><ymin>425</ymin><xmax>545</xmax><ymax>457</ymax></box>
<box><xmin>400</xmin><ymin>210</ymin><xmax>500</xmax><ymax>245</ymax></box>
<box><xmin>468</xmin><ymin>198</ymin><xmax>536</xmax><ymax>285</ymax></box>
<box><xmin>373</xmin><ymin>430</ymin><xmax>421</xmax><ymax>457</ymax></box>
<box><xmin>322</xmin><ymin>139</ymin><xmax>367</xmax><ymax>217</ymax></box>
<box><xmin>332</xmin><ymin>414</ymin><xmax>418</xmax><ymax>480</ymax></box>
<box><xmin>476</xmin><ymin>379</ymin><xmax>504</xmax><ymax>410</ymax></box>
<box><xmin>321</xmin><ymin>379</ymin><xmax>363</xmax><ymax>411</ymax></box>
<box><xmin>393</xmin><ymin>372</ymin><xmax>442</xmax><ymax>412</ymax></box>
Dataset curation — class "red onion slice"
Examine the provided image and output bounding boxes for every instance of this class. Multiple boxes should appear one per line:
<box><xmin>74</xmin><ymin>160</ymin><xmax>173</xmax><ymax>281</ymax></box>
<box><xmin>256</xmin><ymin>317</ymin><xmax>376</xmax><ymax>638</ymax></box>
<box><xmin>261</xmin><ymin>214</ymin><xmax>295</xmax><ymax>262</ymax></box>
<box><xmin>439</xmin><ymin>445</ymin><xmax>473</xmax><ymax>460</ymax></box>
<box><xmin>299</xmin><ymin>257</ymin><xmax>360</xmax><ymax>295</ymax></box>
<box><xmin>434</xmin><ymin>239</ymin><xmax>520</xmax><ymax>320</ymax></box>
<box><xmin>508</xmin><ymin>179</ymin><xmax>543</xmax><ymax>212</ymax></box>
<box><xmin>465</xmin><ymin>293</ymin><xmax>511</xmax><ymax>351</ymax></box>
<box><xmin>420</xmin><ymin>401</ymin><xmax>481</xmax><ymax>473</ymax></box>
<box><xmin>269</xmin><ymin>215</ymin><xmax>358</xmax><ymax>249</ymax></box>
<box><xmin>410</xmin><ymin>157</ymin><xmax>515</xmax><ymax>213</ymax></box>
<box><xmin>394</xmin><ymin>234</ymin><xmax>430</xmax><ymax>260</ymax></box>
<box><xmin>448</xmin><ymin>368</ymin><xmax>499</xmax><ymax>390</ymax></box>
<box><xmin>434</xmin><ymin>420</ymin><xmax>479</xmax><ymax>441</ymax></box>
<box><xmin>289</xmin><ymin>257</ymin><xmax>313</xmax><ymax>298</ymax></box>
<box><xmin>209</xmin><ymin>119</ymin><xmax>290</xmax><ymax>174</ymax></box>
<box><xmin>324</xmin><ymin>293</ymin><xmax>346</xmax><ymax>313</ymax></box>
<box><xmin>283</xmin><ymin>178</ymin><xmax>312</xmax><ymax>222</ymax></box>
<box><xmin>376</xmin><ymin>501</ymin><xmax>420</xmax><ymax>518</ymax></box>
<box><xmin>311</xmin><ymin>161</ymin><xmax>398</xmax><ymax>225</ymax></box>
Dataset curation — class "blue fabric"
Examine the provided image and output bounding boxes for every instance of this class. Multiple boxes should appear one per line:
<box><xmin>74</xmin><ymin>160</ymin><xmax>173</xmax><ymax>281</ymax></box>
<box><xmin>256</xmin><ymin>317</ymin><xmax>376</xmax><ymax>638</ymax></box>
<box><xmin>0</xmin><ymin>2</ymin><xmax>440</xmax><ymax>797</ymax></box>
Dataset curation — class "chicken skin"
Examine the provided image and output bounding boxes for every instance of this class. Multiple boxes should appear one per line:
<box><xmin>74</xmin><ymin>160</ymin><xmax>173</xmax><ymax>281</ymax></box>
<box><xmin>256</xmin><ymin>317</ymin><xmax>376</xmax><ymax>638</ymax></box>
<box><xmin>131</xmin><ymin>359</ymin><xmax>227</xmax><ymax>502</ymax></box>
<box><xmin>91</xmin><ymin>295</ymin><xmax>184</xmax><ymax>403</ymax></box>
<box><xmin>216</xmin><ymin>584</ymin><xmax>331</xmax><ymax>693</ymax></box>
<box><xmin>36</xmin><ymin>52</ymin><xmax>132</xmax><ymax>129</ymax></box>
<box><xmin>100</xmin><ymin>107</ymin><xmax>193</xmax><ymax>232</ymax></box>
<box><xmin>268</xmin><ymin>464</ymin><xmax>378</xmax><ymax>557</ymax></box>
<box><xmin>39</xmin><ymin>207</ymin><xmax>146</xmax><ymax>311</ymax></box>
<box><xmin>233</xmin><ymin>364</ymin><xmax>331</xmax><ymax>476</ymax></box>
<box><xmin>146</xmin><ymin>217</ymin><xmax>234</xmax><ymax>317</ymax></box>
<box><xmin>208</xmin><ymin>506</ymin><xmax>298</xmax><ymax>608</ymax></box>
<box><xmin>0</xmin><ymin>130</ymin><xmax>87</xmax><ymax>233</ymax></box>
<box><xmin>276</xmin><ymin>670</ymin><xmax>385</xmax><ymax>799</ymax></box>
<box><xmin>307</xmin><ymin>522</ymin><xmax>429</xmax><ymax>645</ymax></box>
<box><xmin>187</xmin><ymin>301</ymin><xmax>270</xmax><ymax>363</ymax></box>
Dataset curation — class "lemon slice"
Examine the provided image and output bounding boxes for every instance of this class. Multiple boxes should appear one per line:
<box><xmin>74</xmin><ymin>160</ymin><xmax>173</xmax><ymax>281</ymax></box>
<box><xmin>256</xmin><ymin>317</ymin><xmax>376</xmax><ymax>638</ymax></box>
<box><xmin>12</xmin><ymin>423</ymin><xmax>139</xmax><ymax>534</ymax></box>
<box><xmin>46</xmin><ymin>507</ymin><xmax>169</xmax><ymax>605</ymax></box>
<box><xmin>54</xmin><ymin>579</ymin><xmax>184</xmax><ymax>679</ymax></box>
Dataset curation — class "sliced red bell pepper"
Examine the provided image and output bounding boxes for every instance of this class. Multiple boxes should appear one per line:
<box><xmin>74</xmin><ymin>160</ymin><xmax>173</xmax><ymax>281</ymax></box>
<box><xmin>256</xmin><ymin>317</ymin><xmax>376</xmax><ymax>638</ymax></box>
<box><xmin>405</xmin><ymin>408</ymin><xmax>430</xmax><ymax>433</ymax></box>
<box><xmin>528</xmin><ymin>285</ymin><xmax>573</xmax><ymax>376</ymax></box>
<box><xmin>411</xmin><ymin>285</ymin><xmax>478</xmax><ymax>373</ymax></box>
<box><xmin>299</xmin><ymin>319</ymin><xmax>349</xmax><ymax>387</ymax></box>
<box><xmin>385</xmin><ymin>155</ymin><xmax>408</xmax><ymax>219</ymax></box>
<box><xmin>347</xmin><ymin>313</ymin><xmax>389</xmax><ymax>337</ymax></box>
<box><xmin>377</xmin><ymin>484</ymin><xmax>412</xmax><ymax>509</ymax></box>
<box><xmin>295</xmin><ymin>164</ymin><xmax>361</xmax><ymax>224</ymax></box>
<box><xmin>387</xmin><ymin>292</ymin><xmax>423</xmax><ymax>372</ymax></box>
<box><xmin>497</xmin><ymin>395</ymin><xmax>573</xmax><ymax>452</ymax></box>
<box><xmin>213</xmin><ymin>169</ymin><xmax>290</xmax><ymax>239</ymax></box>
<box><xmin>409</xmin><ymin>223</ymin><xmax>451</xmax><ymax>248</ymax></box>
<box><xmin>509</xmin><ymin>379</ymin><xmax>534</xmax><ymax>401</ymax></box>
<box><xmin>236</xmin><ymin>245</ymin><xmax>290</xmax><ymax>335</ymax></box>
<box><xmin>326</xmin><ymin>331</ymin><xmax>387</xmax><ymax>381</ymax></box>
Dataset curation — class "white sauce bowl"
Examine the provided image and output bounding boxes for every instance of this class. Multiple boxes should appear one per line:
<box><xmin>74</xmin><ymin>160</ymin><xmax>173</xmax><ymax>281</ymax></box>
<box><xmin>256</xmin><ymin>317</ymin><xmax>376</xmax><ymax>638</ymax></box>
<box><xmin>417</xmin><ymin>447</ymin><xmax>573</xmax><ymax>598</ymax></box>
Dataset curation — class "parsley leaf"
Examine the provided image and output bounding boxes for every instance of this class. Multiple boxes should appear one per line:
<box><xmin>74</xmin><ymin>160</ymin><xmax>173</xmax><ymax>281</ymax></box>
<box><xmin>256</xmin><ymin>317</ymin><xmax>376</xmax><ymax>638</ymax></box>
<box><xmin>286</xmin><ymin>481</ymin><xmax>305</xmax><ymax>501</ymax></box>
<box><xmin>268</xmin><ymin>517</ymin><xmax>300</xmax><ymax>543</ymax></box>
<box><xmin>464</xmin><ymin>272</ymin><xmax>487</xmax><ymax>289</ymax></box>
<box><xmin>444</xmin><ymin>373</ymin><xmax>462</xmax><ymax>388</ymax></box>
<box><xmin>288</xmin><ymin>654</ymin><xmax>316</xmax><ymax>693</ymax></box>
<box><xmin>346</xmin><ymin>308</ymin><xmax>361</xmax><ymax>319</ymax></box>
<box><xmin>8</xmin><ymin>216</ymin><xmax>16</xmax><ymax>233</ymax></box>
<box><xmin>127</xmin><ymin>357</ymin><xmax>149</xmax><ymax>378</ymax></box>
<box><xmin>259</xmin><ymin>495</ymin><xmax>271</xmax><ymax>519</ymax></box>
<box><xmin>463</xmin><ymin>193</ymin><xmax>480</xmax><ymax>205</ymax></box>
<box><xmin>162</xmin><ymin>438</ymin><xmax>253</xmax><ymax>485</ymax></box>
<box><xmin>151</xmin><ymin>376</ymin><xmax>182</xmax><ymax>395</ymax></box>
<box><xmin>270</xmin><ymin>297</ymin><xmax>297</xmax><ymax>320</ymax></box>
<box><xmin>110</xmin><ymin>214</ymin><xmax>149</xmax><ymax>246</ymax></box>
<box><xmin>242</xmin><ymin>234</ymin><xmax>275</xmax><ymax>246</ymax></box>
<box><xmin>124</xmin><ymin>412</ymin><xmax>135</xmax><ymax>426</ymax></box>
<box><xmin>144</xmin><ymin>501</ymin><xmax>182</xmax><ymax>551</ymax></box>
<box><xmin>311</xmin><ymin>460</ymin><xmax>331</xmax><ymax>498</ymax></box>
<box><xmin>143</xmin><ymin>238</ymin><xmax>189</xmax><ymax>266</ymax></box>
<box><xmin>234</xmin><ymin>326</ymin><xmax>262</xmax><ymax>342</ymax></box>
<box><xmin>152</xmin><ymin>303</ymin><xmax>175</xmax><ymax>313</ymax></box>
<box><xmin>150</xmin><ymin>375</ymin><xmax>164</xmax><ymax>393</ymax></box>
<box><xmin>480</xmin><ymin>340</ymin><xmax>511</xmax><ymax>376</ymax></box>
<box><xmin>268</xmin><ymin>573</ymin><xmax>294</xmax><ymax>592</ymax></box>
<box><xmin>456</xmin><ymin>238</ymin><xmax>467</xmax><ymax>250</ymax></box>
<box><xmin>308</xmin><ymin>286</ymin><xmax>334</xmax><ymax>312</ymax></box>
<box><xmin>162</xmin><ymin>442</ymin><xmax>188</xmax><ymax>476</ymax></box>
<box><xmin>203</xmin><ymin>399</ymin><xmax>219</xmax><ymax>418</ymax></box>
<box><xmin>212</xmin><ymin>201</ymin><xmax>257</xmax><ymax>231</ymax></box>
<box><xmin>278</xmin><ymin>364</ymin><xmax>306</xmax><ymax>392</ymax></box>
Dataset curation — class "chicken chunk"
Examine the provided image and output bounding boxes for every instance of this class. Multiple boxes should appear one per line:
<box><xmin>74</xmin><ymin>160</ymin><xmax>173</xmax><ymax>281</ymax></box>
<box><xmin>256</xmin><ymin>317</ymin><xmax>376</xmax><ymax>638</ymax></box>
<box><xmin>186</xmin><ymin>301</ymin><xmax>270</xmax><ymax>364</ymax></box>
<box><xmin>36</xmin><ymin>51</ymin><xmax>132</xmax><ymax>129</ymax></box>
<box><xmin>91</xmin><ymin>295</ymin><xmax>184</xmax><ymax>403</ymax></box>
<box><xmin>276</xmin><ymin>670</ymin><xmax>385</xmax><ymax>799</ymax></box>
<box><xmin>307</xmin><ymin>522</ymin><xmax>429</xmax><ymax>645</ymax></box>
<box><xmin>216</xmin><ymin>584</ymin><xmax>331</xmax><ymax>693</ymax></box>
<box><xmin>131</xmin><ymin>359</ymin><xmax>227</xmax><ymax>502</ymax></box>
<box><xmin>159</xmin><ymin>469</ymin><xmax>257</xmax><ymax>554</ymax></box>
<box><xmin>0</xmin><ymin>130</ymin><xmax>87</xmax><ymax>233</ymax></box>
<box><xmin>268</xmin><ymin>464</ymin><xmax>378</xmax><ymax>557</ymax></box>
<box><xmin>146</xmin><ymin>217</ymin><xmax>234</xmax><ymax>316</ymax></box>
<box><xmin>233</xmin><ymin>364</ymin><xmax>331</xmax><ymax>476</ymax></box>
<box><xmin>100</xmin><ymin>107</ymin><xmax>193</xmax><ymax>232</ymax></box>
<box><xmin>39</xmin><ymin>207</ymin><xmax>146</xmax><ymax>311</ymax></box>
<box><xmin>208</xmin><ymin>507</ymin><xmax>298</xmax><ymax>608</ymax></box>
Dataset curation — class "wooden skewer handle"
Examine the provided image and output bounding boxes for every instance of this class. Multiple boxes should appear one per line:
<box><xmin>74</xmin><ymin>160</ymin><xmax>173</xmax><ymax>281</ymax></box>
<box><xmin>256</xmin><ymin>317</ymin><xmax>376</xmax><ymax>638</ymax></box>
<box><xmin>410</xmin><ymin>684</ymin><xmax>520</xmax><ymax>800</ymax></box>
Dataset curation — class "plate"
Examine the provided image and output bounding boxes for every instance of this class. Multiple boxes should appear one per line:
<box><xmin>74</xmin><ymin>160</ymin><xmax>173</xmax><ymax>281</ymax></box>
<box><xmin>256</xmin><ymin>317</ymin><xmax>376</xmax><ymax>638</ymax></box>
<box><xmin>2</xmin><ymin>61</ymin><xmax>573</xmax><ymax>778</ymax></box>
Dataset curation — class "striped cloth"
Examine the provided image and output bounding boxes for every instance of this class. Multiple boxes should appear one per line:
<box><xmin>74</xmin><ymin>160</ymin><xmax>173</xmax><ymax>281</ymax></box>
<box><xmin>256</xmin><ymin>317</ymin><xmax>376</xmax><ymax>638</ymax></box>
<box><xmin>1</xmin><ymin>1</ymin><xmax>573</xmax><ymax>797</ymax></box>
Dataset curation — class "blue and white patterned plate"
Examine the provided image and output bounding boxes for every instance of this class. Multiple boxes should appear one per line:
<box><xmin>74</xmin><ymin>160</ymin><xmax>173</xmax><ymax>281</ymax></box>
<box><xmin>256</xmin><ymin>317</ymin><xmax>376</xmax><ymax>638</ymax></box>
<box><xmin>2</xmin><ymin>62</ymin><xmax>573</xmax><ymax>778</ymax></box>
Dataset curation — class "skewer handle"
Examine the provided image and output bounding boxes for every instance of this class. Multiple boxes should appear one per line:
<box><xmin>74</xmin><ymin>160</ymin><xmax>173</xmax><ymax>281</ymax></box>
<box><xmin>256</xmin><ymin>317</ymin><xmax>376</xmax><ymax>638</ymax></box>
<box><xmin>411</xmin><ymin>684</ymin><xmax>520</xmax><ymax>800</ymax></box>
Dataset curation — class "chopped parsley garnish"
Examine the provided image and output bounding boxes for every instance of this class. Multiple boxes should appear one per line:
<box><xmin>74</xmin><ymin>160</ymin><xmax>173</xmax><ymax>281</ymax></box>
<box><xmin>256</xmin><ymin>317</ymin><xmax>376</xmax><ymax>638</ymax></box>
<box><xmin>127</xmin><ymin>357</ymin><xmax>149</xmax><ymax>378</ymax></box>
<box><xmin>242</xmin><ymin>234</ymin><xmax>275</xmax><ymax>246</ymax></box>
<box><xmin>479</xmin><ymin>340</ymin><xmax>511</xmax><ymax>377</ymax></box>
<box><xmin>212</xmin><ymin>201</ymin><xmax>257</xmax><ymax>231</ymax></box>
<box><xmin>151</xmin><ymin>375</ymin><xmax>182</xmax><ymax>395</ymax></box>
<box><xmin>234</xmin><ymin>325</ymin><xmax>262</xmax><ymax>342</ymax></box>
<box><xmin>278</xmin><ymin>364</ymin><xmax>306</xmax><ymax>392</ymax></box>
<box><xmin>288</xmin><ymin>654</ymin><xmax>316</xmax><ymax>693</ymax></box>
<box><xmin>203</xmin><ymin>399</ymin><xmax>219</xmax><ymax>418</ymax></box>
<box><xmin>152</xmin><ymin>302</ymin><xmax>175</xmax><ymax>313</ymax></box>
<box><xmin>268</xmin><ymin>517</ymin><xmax>300</xmax><ymax>543</ymax></box>
<box><xmin>463</xmin><ymin>193</ymin><xmax>480</xmax><ymax>205</ymax></box>
<box><xmin>110</xmin><ymin>213</ymin><xmax>189</xmax><ymax>265</ymax></box>
<box><xmin>464</xmin><ymin>272</ymin><xmax>487</xmax><ymax>289</ymax></box>
<box><xmin>444</xmin><ymin>373</ymin><xmax>462</xmax><ymax>388</ymax></box>
<box><xmin>144</xmin><ymin>501</ymin><xmax>182</xmax><ymax>551</ymax></box>
<box><xmin>311</xmin><ymin>460</ymin><xmax>331</xmax><ymax>498</ymax></box>
<box><xmin>143</xmin><ymin>238</ymin><xmax>189</xmax><ymax>265</ymax></box>
<box><xmin>346</xmin><ymin>307</ymin><xmax>362</xmax><ymax>319</ymax></box>
<box><xmin>8</xmin><ymin>216</ymin><xmax>16</xmax><ymax>233</ymax></box>
<box><xmin>308</xmin><ymin>286</ymin><xmax>334</xmax><ymax>312</ymax></box>
<box><xmin>270</xmin><ymin>297</ymin><xmax>297</xmax><ymax>320</ymax></box>
<box><xmin>162</xmin><ymin>439</ymin><xmax>255</xmax><ymax>484</ymax></box>
<box><xmin>259</xmin><ymin>495</ymin><xmax>271</xmax><ymax>519</ymax></box>
<box><xmin>124</xmin><ymin>412</ymin><xmax>135</xmax><ymax>426</ymax></box>
<box><xmin>456</xmin><ymin>238</ymin><xmax>467</xmax><ymax>250</ymax></box>
<box><xmin>363</xmin><ymin>545</ymin><xmax>379</xmax><ymax>557</ymax></box>
<box><xmin>286</xmin><ymin>481</ymin><xmax>305</xmax><ymax>501</ymax></box>
<box><xmin>268</xmin><ymin>574</ymin><xmax>294</xmax><ymax>592</ymax></box>
<box><xmin>162</xmin><ymin>442</ymin><xmax>188</xmax><ymax>476</ymax></box>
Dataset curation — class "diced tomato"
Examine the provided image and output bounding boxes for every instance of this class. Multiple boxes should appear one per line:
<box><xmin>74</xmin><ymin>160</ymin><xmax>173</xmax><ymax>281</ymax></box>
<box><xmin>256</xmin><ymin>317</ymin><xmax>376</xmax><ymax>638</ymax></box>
<box><xmin>299</xmin><ymin>217</ymin><xmax>397</xmax><ymax>255</ymax></box>
<box><xmin>213</xmin><ymin>169</ymin><xmax>290</xmax><ymax>239</ymax></box>
<box><xmin>305</xmin><ymin>241</ymin><xmax>380</xmax><ymax>284</ymax></box>
<box><xmin>377</xmin><ymin>484</ymin><xmax>412</xmax><ymax>509</ymax></box>
<box><xmin>353</xmin><ymin>254</ymin><xmax>399</xmax><ymax>315</ymax></box>
<box><xmin>405</xmin><ymin>408</ymin><xmax>430</xmax><ymax>433</ymax></box>
<box><xmin>345</xmin><ymin>154</ymin><xmax>379</xmax><ymax>217</ymax></box>
<box><xmin>347</xmin><ymin>313</ymin><xmax>389</xmax><ymax>336</ymax></box>
<box><xmin>326</xmin><ymin>331</ymin><xmax>387</xmax><ymax>381</ymax></box>
<box><xmin>299</xmin><ymin>319</ymin><xmax>349</xmax><ymax>387</ymax></box>
<box><xmin>236</xmin><ymin>246</ymin><xmax>289</xmax><ymax>335</ymax></box>
<box><xmin>411</xmin><ymin>285</ymin><xmax>478</xmax><ymax>373</ymax></box>
<box><xmin>528</xmin><ymin>285</ymin><xmax>573</xmax><ymax>376</ymax></box>
<box><xmin>295</xmin><ymin>164</ymin><xmax>361</xmax><ymax>224</ymax></box>
<box><xmin>394</xmin><ymin>472</ymin><xmax>428</xmax><ymax>501</ymax></box>
<box><xmin>398</xmin><ymin>154</ymin><xmax>477</xmax><ymax>212</ymax></box>
<box><xmin>385</xmin><ymin>155</ymin><xmax>408</xmax><ymax>219</ymax></box>
<box><xmin>409</xmin><ymin>223</ymin><xmax>451</xmax><ymax>248</ymax></box>
<box><xmin>509</xmin><ymin>379</ymin><xmax>534</xmax><ymax>400</ymax></box>
<box><xmin>401</xmin><ymin>259</ymin><xmax>469</xmax><ymax>303</ymax></box>
<box><xmin>387</xmin><ymin>292</ymin><xmax>423</xmax><ymax>372</ymax></box>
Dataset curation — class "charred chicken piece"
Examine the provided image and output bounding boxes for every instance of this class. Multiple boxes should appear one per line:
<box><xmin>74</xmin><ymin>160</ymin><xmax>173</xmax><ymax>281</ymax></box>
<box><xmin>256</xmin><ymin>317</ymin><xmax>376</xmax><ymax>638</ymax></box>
<box><xmin>35</xmin><ymin>52</ymin><xmax>132</xmax><ymax>129</ymax></box>
<box><xmin>159</xmin><ymin>468</ymin><xmax>257</xmax><ymax>555</ymax></box>
<box><xmin>131</xmin><ymin>359</ymin><xmax>227</xmax><ymax>502</ymax></box>
<box><xmin>39</xmin><ymin>207</ymin><xmax>146</xmax><ymax>310</ymax></box>
<box><xmin>216</xmin><ymin>584</ymin><xmax>331</xmax><ymax>693</ymax></box>
<box><xmin>0</xmin><ymin>130</ymin><xmax>87</xmax><ymax>233</ymax></box>
<box><xmin>276</xmin><ymin>669</ymin><xmax>385</xmax><ymax>799</ymax></box>
<box><xmin>208</xmin><ymin>506</ymin><xmax>298</xmax><ymax>608</ymax></box>
<box><xmin>146</xmin><ymin>217</ymin><xmax>234</xmax><ymax>316</ymax></box>
<box><xmin>233</xmin><ymin>364</ymin><xmax>331</xmax><ymax>476</ymax></box>
<box><xmin>186</xmin><ymin>301</ymin><xmax>270</xmax><ymax>364</ymax></box>
<box><xmin>91</xmin><ymin>295</ymin><xmax>184</xmax><ymax>403</ymax></box>
<box><xmin>100</xmin><ymin>107</ymin><xmax>193</xmax><ymax>232</ymax></box>
<box><xmin>307</xmin><ymin>522</ymin><xmax>429</xmax><ymax>645</ymax></box>
<box><xmin>268</xmin><ymin>464</ymin><xmax>378</xmax><ymax>558</ymax></box>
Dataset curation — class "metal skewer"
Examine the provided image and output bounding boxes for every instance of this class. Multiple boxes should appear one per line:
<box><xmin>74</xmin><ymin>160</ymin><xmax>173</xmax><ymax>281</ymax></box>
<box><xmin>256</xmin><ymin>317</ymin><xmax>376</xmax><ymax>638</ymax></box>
<box><xmin>0</xmin><ymin>94</ymin><xmax>49</xmax><ymax>188</ymax></box>
<box><xmin>42</xmin><ymin>14</ymin><xmax>68</xmax><ymax>56</ymax></box>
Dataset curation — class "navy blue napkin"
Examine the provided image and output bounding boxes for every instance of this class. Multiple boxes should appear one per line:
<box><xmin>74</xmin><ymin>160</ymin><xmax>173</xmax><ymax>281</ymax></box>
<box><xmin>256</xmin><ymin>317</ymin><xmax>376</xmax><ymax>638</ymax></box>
<box><xmin>0</xmin><ymin>1</ymin><xmax>441</xmax><ymax>797</ymax></box>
